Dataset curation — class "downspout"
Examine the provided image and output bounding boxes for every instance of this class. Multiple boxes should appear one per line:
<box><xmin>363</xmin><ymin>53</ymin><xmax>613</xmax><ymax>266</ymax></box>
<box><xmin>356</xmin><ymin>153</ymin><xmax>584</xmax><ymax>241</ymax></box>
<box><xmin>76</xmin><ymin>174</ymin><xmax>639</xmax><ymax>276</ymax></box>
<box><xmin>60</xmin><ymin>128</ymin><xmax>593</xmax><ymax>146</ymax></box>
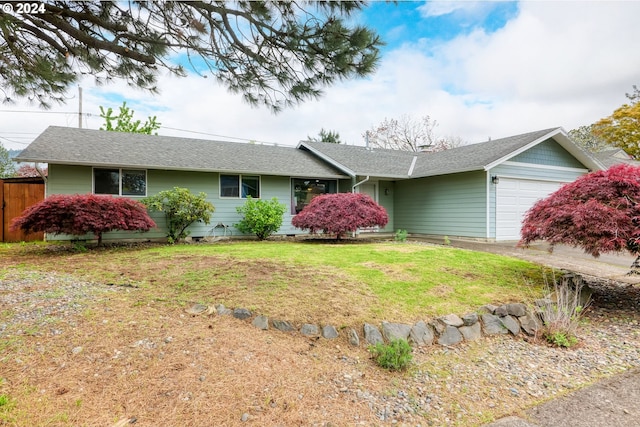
<box><xmin>352</xmin><ymin>175</ymin><xmax>370</xmax><ymax>193</ymax></box>
<box><xmin>351</xmin><ymin>175</ymin><xmax>370</xmax><ymax>238</ymax></box>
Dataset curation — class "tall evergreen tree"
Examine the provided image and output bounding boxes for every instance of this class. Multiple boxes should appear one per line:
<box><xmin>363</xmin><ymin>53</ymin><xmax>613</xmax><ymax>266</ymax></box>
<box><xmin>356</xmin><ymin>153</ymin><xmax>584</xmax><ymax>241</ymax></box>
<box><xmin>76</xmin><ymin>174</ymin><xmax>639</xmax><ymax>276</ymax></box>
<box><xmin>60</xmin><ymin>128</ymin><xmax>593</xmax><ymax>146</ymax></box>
<box><xmin>0</xmin><ymin>1</ymin><xmax>382</xmax><ymax>111</ymax></box>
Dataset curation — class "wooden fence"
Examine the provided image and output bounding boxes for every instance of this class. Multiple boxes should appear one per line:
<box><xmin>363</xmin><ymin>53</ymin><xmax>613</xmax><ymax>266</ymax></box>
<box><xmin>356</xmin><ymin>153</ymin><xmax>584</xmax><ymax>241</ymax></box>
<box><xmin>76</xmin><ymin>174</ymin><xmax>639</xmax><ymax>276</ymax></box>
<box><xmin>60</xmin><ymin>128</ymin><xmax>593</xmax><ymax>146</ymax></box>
<box><xmin>0</xmin><ymin>177</ymin><xmax>45</xmax><ymax>242</ymax></box>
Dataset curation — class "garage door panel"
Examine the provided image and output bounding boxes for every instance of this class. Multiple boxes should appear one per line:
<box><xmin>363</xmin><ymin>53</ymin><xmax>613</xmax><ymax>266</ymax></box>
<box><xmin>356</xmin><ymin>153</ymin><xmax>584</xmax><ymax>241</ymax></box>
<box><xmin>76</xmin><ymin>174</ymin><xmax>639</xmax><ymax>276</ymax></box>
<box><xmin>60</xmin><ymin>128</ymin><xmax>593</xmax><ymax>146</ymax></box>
<box><xmin>496</xmin><ymin>178</ymin><xmax>563</xmax><ymax>241</ymax></box>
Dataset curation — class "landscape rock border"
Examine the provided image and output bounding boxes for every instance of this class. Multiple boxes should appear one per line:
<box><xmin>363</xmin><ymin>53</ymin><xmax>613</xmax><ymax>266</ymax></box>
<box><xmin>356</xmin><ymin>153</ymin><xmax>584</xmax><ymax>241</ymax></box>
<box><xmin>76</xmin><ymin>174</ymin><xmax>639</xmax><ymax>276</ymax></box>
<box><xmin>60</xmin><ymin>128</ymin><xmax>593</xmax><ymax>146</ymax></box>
<box><xmin>185</xmin><ymin>274</ymin><xmax>595</xmax><ymax>349</ymax></box>
<box><xmin>186</xmin><ymin>295</ymin><xmax>570</xmax><ymax>349</ymax></box>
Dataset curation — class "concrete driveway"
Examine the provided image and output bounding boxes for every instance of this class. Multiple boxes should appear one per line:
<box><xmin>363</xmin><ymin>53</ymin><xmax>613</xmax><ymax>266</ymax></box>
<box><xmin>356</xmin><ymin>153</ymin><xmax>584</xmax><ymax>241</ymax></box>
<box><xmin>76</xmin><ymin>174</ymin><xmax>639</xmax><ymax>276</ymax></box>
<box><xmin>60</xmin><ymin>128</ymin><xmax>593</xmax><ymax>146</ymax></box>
<box><xmin>440</xmin><ymin>239</ymin><xmax>640</xmax><ymax>285</ymax></box>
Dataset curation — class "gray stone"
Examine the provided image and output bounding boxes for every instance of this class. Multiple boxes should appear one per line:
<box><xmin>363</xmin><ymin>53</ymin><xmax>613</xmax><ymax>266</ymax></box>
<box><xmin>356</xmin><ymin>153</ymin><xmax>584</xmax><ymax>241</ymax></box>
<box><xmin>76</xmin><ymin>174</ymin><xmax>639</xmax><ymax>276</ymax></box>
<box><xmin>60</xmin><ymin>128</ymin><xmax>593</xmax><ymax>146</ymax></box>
<box><xmin>252</xmin><ymin>315</ymin><xmax>269</xmax><ymax>330</ymax></box>
<box><xmin>518</xmin><ymin>312</ymin><xmax>540</xmax><ymax>336</ymax></box>
<box><xmin>505</xmin><ymin>303</ymin><xmax>528</xmax><ymax>317</ymax></box>
<box><xmin>482</xmin><ymin>313</ymin><xmax>508</xmax><ymax>335</ymax></box>
<box><xmin>271</xmin><ymin>319</ymin><xmax>294</xmax><ymax>332</ymax></box>
<box><xmin>479</xmin><ymin>304</ymin><xmax>498</xmax><ymax>314</ymax></box>
<box><xmin>300</xmin><ymin>324</ymin><xmax>319</xmax><ymax>336</ymax></box>
<box><xmin>462</xmin><ymin>313</ymin><xmax>479</xmax><ymax>326</ymax></box>
<box><xmin>534</xmin><ymin>298</ymin><xmax>553</xmax><ymax>308</ymax></box>
<box><xmin>381</xmin><ymin>321</ymin><xmax>412</xmax><ymax>341</ymax></box>
<box><xmin>233</xmin><ymin>308</ymin><xmax>252</xmax><ymax>320</ymax></box>
<box><xmin>437</xmin><ymin>325</ymin><xmax>463</xmax><ymax>346</ymax></box>
<box><xmin>240</xmin><ymin>413</ymin><xmax>250</xmax><ymax>422</ymax></box>
<box><xmin>459</xmin><ymin>322</ymin><xmax>482</xmax><ymax>341</ymax></box>
<box><xmin>501</xmin><ymin>315</ymin><xmax>521</xmax><ymax>336</ymax></box>
<box><xmin>186</xmin><ymin>303</ymin><xmax>208</xmax><ymax>315</ymax></box>
<box><xmin>363</xmin><ymin>323</ymin><xmax>384</xmax><ymax>345</ymax></box>
<box><xmin>439</xmin><ymin>314</ymin><xmax>464</xmax><ymax>327</ymax></box>
<box><xmin>322</xmin><ymin>325</ymin><xmax>339</xmax><ymax>339</ymax></box>
<box><xmin>429</xmin><ymin>319</ymin><xmax>446</xmax><ymax>335</ymax></box>
<box><xmin>494</xmin><ymin>305</ymin><xmax>509</xmax><ymax>317</ymax></box>
<box><xmin>347</xmin><ymin>328</ymin><xmax>360</xmax><ymax>347</ymax></box>
<box><xmin>409</xmin><ymin>321</ymin><xmax>435</xmax><ymax>346</ymax></box>
<box><xmin>215</xmin><ymin>304</ymin><xmax>232</xmax><ymax>315</ymax></box>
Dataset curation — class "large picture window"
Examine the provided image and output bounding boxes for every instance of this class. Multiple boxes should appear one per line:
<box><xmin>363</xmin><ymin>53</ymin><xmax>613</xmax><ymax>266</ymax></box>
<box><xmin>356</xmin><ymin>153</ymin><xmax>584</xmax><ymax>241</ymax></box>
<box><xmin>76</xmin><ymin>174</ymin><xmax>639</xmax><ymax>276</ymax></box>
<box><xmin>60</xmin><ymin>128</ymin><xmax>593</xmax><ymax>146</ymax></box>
<box><xmin>220</xmin><ymin>174</ymin><xmax>260</xmax><ymax>198</ymax></box>
<box><xmin>94</xmin><ymin>168</ymin><xmax>147</xmax><ymax>196</ymax></box>
<box><xmin>292</xmin><ymin>178</ymin><xmax>337</xmax><ymax>214</ymax></box>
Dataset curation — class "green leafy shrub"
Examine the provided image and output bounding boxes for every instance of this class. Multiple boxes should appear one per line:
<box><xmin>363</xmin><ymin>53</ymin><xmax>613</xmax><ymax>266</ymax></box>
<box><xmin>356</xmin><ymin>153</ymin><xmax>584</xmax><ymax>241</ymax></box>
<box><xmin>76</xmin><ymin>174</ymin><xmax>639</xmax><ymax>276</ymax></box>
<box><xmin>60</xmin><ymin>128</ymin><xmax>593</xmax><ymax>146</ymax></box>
<box><xmin>143</xmin><ymin>187</ymin><xmax>215</xmax><ymax>243</ymax></box>
<box><xmin>369</xmin><ymin>339</ymin><xmax>413</xmax><ymax>371</ymax></box>
<box><xmin>543</xmin><ymin>331</ymin><xmax>578</xmax><ymax>348</ymax></box>
<box><xmin>395</xmin><ymin>229</ymin><xmax>408</xmax><ymax>242</ymax></box>
<box><xmin>235</xmin><ymin>196</ymin><xmax>286</xmax><ymax>240</ymax></box>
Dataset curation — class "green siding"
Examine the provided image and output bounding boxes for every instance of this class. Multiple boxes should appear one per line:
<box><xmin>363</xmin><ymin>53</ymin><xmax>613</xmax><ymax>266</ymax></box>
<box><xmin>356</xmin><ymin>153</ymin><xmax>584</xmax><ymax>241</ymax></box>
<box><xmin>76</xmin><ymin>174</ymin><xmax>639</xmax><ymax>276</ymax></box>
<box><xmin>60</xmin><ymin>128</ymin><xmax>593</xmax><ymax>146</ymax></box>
<box><xmin>378</xmin><ymin>180</ymin><xmax>394</xmax><ymax>232</ymax></box>
<box><xmin>394</xmin><ymin>171</ymin><xmax>487</xmax><ymax>238</ymax></box>
<box><xmin>44</xmin><ymin>165</ymin><xmax>338</xmax><ymax>241</ymax></box>
<box><xmin>511</xmin><ymin>138</ymin><xmax>585</xmax><ymax>168</ymax></box>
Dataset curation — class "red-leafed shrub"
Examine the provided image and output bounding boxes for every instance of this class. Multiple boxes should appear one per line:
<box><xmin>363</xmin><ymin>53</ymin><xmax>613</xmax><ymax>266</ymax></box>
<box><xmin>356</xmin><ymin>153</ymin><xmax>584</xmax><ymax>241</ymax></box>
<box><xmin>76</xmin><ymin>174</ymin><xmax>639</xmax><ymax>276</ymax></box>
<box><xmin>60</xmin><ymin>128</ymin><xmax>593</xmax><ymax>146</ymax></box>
<box><xmin>292</xmin><ymin>192</ymin><xmax>388</xmax><ymax>239</ymax></box>
<box><xmin>519</xmin><ymin>164</ymin><xmax>640</xmax><ymax>272</ymax></box>
<box><xmin>10</xmin><ymin>194</ymin><xmax>156</xmax><ymax>245</ymax></box>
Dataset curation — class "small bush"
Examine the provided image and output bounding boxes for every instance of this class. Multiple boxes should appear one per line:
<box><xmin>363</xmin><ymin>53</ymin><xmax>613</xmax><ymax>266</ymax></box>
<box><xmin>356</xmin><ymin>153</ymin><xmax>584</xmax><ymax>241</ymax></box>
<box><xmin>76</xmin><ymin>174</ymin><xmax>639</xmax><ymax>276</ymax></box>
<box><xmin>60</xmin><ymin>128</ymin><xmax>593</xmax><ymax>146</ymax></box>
<box><xmin>395</xmin><ymin>229</ymin><xmax>408</xmax><ymax>242</ymax></box>
<box><xmin>539</xmin><ymin>273</ymin><xmax>590</xmax><ymax>348</ymax></box>
<box><xmin>143</xmin><ymin>187</ymin><xmax>214</xmax><ymax>243</ymax></box>
<box><xmin>543</xmin><ymin>331</ymin><xmax>578</xmax><ymax>348</ymax></box>
<box><xmin>10</xmin><ymin>194</ymin><xmax>156</xmax><ymax>245</ymax></box>
<box><xmin>292</xmin><ymin>192</ymin><xmax>388</xmax><ymax>239</ymax></box>
<box><xmin>369</xmin><ymin>339</ymin><xmax>413</xmax><ymax>371</ymax></box>
<box><xmin>236</xmin><ymin>196</ymin><xmax>286</xmax><ymax>240</ymax></box>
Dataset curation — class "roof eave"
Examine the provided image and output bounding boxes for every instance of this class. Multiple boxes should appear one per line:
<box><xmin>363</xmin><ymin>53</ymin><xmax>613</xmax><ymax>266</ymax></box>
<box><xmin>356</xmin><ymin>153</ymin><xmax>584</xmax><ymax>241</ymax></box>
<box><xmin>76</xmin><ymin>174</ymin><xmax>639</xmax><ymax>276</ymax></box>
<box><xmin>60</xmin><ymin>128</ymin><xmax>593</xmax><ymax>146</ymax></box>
<box><xmin>20</xmin><ymin>159</ymin><xmax>348</xmax><ymax>179</ymax></box>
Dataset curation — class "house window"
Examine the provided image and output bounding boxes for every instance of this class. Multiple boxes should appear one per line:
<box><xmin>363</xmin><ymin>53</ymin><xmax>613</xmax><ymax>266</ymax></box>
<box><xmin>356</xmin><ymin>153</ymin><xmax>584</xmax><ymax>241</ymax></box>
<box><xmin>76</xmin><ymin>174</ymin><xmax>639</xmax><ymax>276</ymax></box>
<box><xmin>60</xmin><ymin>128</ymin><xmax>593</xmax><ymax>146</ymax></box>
<box><xmin>292</xmin><ymin>178</ymin><xmax>337</xmax><ymax>214</ymax></box>
<box><xmin>94</xmin><ymin>168</ymin><xmax>147</xmax><ymax>196</ymax></box>
<box><xmin>220</xmin><ymin>174</ymin><xmax>260</xmax><ymax>198</ymax></box>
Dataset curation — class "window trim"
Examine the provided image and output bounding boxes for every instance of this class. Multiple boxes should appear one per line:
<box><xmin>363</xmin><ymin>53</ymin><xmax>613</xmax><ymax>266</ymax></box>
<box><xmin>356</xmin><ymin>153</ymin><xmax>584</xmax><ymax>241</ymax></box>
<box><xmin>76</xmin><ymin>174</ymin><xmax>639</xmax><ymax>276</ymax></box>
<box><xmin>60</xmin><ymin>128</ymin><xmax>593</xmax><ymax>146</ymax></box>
<box><xmin>291</xmin><ymin>177</ymin><xmax>338</xmax><ymax>215</ymax></box>
<box><xmin>93</xmin><ymin>167</ymin><xmax>148</xmax><ymax>197</ymax></box>
<box><xmin>219</xmin><ymin>174</ymin><xmax>261</xmax><ymax>199</ymax></box>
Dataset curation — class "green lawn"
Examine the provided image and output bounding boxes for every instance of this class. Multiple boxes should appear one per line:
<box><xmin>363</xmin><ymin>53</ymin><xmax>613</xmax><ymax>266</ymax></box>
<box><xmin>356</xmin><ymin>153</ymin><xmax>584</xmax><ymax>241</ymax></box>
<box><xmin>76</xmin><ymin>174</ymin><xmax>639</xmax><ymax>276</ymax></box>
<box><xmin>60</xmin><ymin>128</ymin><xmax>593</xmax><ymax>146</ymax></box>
<box><xmin>0</xmin><ymin>240</ymin><xmax>548</xmax><ymax>325</ymax></box>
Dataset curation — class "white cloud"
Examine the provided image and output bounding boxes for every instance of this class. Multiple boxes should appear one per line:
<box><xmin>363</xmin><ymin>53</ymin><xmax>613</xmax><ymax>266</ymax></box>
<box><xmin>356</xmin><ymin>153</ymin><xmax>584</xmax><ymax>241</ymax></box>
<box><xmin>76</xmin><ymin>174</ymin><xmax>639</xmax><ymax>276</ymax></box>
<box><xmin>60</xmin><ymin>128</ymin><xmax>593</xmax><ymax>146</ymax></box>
<box><xmin>1</xmin><ymin>1</ymin><xmax>639</xmax><ymax>152</ymax></box>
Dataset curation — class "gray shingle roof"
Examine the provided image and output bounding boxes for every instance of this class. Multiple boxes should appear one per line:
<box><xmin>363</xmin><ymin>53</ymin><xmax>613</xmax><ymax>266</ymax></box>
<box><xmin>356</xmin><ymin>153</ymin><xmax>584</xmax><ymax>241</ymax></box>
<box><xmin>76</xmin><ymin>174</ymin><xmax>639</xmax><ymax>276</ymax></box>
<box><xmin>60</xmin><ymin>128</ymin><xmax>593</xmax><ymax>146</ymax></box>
<box><xmin>299</xmin><ymin>141</ymin><xmax>419</xmax><ymax>178</ymax></box>
<box><xmin>15</xmin><ymin>126</ymin><xmax>347</xmax><ymax>178</ymax></box>
<box><xmin>591</xmin><ymin>147</ymin><xmax>640</xmax><ymax>168</ymax></box>
<box><xmin>411</xmin><ymin>128</ymin><xmax>562</xmax><ymax>177</ymax></box>
<box><xmin>301</xmin><ymin>128</ymin><xmax>604</xmax><ymax>178</ymax></box>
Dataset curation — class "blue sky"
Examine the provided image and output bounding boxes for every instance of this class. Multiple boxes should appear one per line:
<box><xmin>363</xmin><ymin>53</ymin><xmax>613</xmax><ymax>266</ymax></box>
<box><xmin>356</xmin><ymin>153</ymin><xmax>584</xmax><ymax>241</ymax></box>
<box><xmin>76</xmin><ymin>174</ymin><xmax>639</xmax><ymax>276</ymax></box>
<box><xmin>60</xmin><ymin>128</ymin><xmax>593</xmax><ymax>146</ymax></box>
<box><xmin>1</xmin><ymin>1</ymin><xmax>639</xmax><ymax>150</ymax></box>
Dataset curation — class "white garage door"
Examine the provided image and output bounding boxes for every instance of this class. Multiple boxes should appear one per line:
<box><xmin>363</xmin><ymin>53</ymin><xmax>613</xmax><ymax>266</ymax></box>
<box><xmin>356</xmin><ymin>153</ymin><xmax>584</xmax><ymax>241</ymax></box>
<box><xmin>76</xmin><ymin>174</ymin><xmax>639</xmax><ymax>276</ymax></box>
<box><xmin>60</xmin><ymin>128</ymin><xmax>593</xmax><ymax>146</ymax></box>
<box><xmin>496</xmin><ymin>178</ymin><xmax>563</xmax><ymax>241</ymax></box>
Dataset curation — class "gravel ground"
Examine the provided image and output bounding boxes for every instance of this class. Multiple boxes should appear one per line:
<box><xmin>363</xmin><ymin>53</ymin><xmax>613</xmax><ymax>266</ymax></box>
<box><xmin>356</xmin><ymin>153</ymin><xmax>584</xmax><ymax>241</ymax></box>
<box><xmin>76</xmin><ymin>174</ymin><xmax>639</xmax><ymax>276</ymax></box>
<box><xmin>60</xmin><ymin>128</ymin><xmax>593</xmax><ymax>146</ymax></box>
<box><xmin>1</xmin><ymin>270</ymin><xmax>639</xmax><ymax>426</ymax></box>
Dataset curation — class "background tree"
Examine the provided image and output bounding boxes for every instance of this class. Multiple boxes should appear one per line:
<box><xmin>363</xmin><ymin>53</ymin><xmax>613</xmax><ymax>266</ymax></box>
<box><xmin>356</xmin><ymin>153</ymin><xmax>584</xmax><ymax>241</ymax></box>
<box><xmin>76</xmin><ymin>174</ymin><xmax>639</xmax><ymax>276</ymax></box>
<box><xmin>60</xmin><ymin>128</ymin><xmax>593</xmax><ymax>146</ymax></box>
<box><xmin>0</xmin><ymin>143</ymin><xmax>16</xmax><ymax>178</ymax></box>
<box><xmin>519</xmin><ymin>164</ymin><xmax>640</xmax><ymax>274</ymax></box>
<box><xmin>568</xmin><ymin>125</ymin><xmax>609</xmax><ymax>153</ymax></box>
<box><xmin>0</xmin><ymin>1</ymin><xmax>381</xmax><ymax>111</ymax></box>
<box><xmin>292</xmin><ymin>192</ymin><xmax>388</xmax><ymax>240</ymax></box>
<box><xmin>15</xmin><ymin>164</ymin><xmax>47</xmax><ymax>178</ymax></box>
<box><xmin>10</xmin><ymin>194</ymin><xmax>156</xmax><ymax>245</ymax></box>
<box><xmin>100</xmin><ymin>102</ymin><xmax>160</xmax><ymax>135</ymax></box>
<box><xmin>307</xmin><ymin>128</ymin><xmax>342</xmax><ymax>144</ymax></box>
<box><xmin>143</xmin><ymin>187</ymin><xmax>215</xmax><ymax>244</ymax></box>
<box><xmin>365</xmin><ymin>114</ymin><xmax>462</xmax><ymax>152</ymax></box>
<box><xmin>591</xmin><ymin>85</ymin><xmax>640</xmax><ymax>158</ymax></box>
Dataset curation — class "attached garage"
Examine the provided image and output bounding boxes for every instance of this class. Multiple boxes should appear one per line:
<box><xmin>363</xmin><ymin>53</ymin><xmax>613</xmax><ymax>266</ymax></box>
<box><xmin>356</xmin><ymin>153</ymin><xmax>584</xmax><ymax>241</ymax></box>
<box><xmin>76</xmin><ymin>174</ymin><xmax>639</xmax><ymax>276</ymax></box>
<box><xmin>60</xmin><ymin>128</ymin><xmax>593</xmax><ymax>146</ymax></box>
<box><xmin>495</xmin><ymin>178</ymin><xmax>564</xmax><ymax>241</ymax></box>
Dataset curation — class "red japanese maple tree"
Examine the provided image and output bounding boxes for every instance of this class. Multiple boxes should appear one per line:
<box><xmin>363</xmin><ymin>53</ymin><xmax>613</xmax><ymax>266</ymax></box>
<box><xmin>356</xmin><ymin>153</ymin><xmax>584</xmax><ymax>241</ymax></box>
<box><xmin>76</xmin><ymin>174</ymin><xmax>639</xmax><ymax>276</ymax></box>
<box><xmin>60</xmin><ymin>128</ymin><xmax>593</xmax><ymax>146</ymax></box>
<box><xmin>292</xmin><ymin>192</ymin><xmax>388</xmax><ymax>239</ymax></box>
<box><xmin>519</xmin><ymin>164</ymin><xmax>640</xmax><ymax>273</ymax></box>
<box><xmin>11</xmin><ymin>194</ymin><xmax>156</xmax><ymax>245</ymax></box>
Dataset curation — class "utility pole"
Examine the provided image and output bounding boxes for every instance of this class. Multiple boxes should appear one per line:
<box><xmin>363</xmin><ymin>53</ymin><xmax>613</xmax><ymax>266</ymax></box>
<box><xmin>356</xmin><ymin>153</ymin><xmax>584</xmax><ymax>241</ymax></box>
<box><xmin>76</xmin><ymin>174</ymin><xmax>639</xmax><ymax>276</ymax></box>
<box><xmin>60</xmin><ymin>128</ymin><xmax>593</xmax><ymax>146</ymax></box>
<box><xmin>78</xmin><ymin>86</ymin><xmax>83</xmax><ymax>128</ymax></box>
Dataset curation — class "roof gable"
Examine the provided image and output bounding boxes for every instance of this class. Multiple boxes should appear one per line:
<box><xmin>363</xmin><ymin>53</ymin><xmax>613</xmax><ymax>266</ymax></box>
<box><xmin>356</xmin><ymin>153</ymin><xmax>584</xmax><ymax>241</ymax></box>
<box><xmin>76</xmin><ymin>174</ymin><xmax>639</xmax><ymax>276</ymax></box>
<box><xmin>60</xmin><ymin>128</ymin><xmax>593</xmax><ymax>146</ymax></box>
<box><xmin>16</xmin><ymin>126</ymin><xmax>347</xmax><ymax>178</ymax></box>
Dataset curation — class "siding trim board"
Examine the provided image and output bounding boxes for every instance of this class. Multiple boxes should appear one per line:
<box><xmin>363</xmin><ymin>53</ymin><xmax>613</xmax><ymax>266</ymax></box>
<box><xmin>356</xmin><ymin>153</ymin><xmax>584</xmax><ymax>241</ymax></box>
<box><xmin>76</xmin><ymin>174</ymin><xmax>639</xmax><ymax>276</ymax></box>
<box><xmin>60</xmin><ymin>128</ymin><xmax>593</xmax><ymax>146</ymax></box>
<box><xmin>501</xmin><ymin>161</ymin><xmax>588</xmax><ymax>174</ymax></box>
